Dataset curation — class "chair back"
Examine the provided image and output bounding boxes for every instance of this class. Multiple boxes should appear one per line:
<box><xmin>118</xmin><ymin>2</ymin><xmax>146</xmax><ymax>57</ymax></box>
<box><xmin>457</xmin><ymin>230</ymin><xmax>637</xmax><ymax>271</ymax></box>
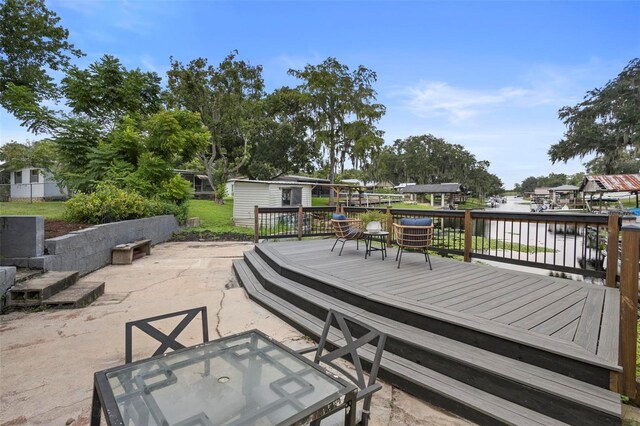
<box><xmin>314</xmin><ymin>310</ymin><xmax>386</xmax><ymax>393</ymax></box>
<box><xmin>331</xmin><ymin>219</ymin><xmax>354</xmax><ymax>239</ymax></box>
<box><xmin>393</xmin><ymin>223</ymin><xmax>434</xmax><ymax>249</ymax></box>
<box><xmin>125</xmin><ymin>306</ymin><xmax>209</xmax><ymax>363</ymax></box>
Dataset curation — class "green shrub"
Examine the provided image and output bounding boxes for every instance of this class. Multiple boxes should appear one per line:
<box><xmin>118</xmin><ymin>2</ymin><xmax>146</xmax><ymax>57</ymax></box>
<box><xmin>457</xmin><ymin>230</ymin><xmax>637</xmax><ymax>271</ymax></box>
<box><xmin>160</xmin><ymin>175</ymin><xmax>193</xmax><ymax>205</ymax></box>
<box><xmin>145</xmin><ymin>199</ymin><xmax>188</xmax><ymax>224</ymax></box>
<box><xmin>64</xmin><ymin>184</ymin><xmax>147</xmax><ymax>224</ymax></box>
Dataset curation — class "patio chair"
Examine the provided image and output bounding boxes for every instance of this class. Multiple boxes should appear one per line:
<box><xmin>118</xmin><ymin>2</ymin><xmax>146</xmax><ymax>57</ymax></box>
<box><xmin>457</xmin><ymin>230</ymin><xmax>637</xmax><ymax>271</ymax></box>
<box><xmin>125</xmin><ymin>306</ymin><xmax>209</xmax><ymax>363</ymax></box>
<box><xmin>393</xmin><ymin>218</ymin><xmax>434</xmax><ymax>269</ymax></box>
<box><xmin>330</xmin><ymin>214</ymin><xmax>365</xmax><ymax>256</ymax></box>
<box><xmin>298</xmin><ymin>309</ymin><xmax>387</xmax><ymax>426</ymax></box>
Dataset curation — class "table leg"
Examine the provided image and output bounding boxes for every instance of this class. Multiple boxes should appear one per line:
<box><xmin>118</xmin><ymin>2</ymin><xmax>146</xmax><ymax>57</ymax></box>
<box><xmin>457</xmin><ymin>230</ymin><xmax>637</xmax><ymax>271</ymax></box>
<box><xmin>364</xmin><ymin>236</ymin><xmax>370</xmax><ymax>259</ymax></box>
<box><xmin>344</xmin><ymin>394</ymin><xmax>357</xmax><ymax>425</ymax></box>
<box><xmin>90</xmin><ymin>385</ymin><xmax>102</xmax><ymax>426</ymax></box>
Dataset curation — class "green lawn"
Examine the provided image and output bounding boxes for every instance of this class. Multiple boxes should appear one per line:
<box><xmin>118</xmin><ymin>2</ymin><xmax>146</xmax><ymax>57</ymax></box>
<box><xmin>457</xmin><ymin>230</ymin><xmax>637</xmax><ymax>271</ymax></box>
<box><xmin>185</xmin><ymin>199</ymin><xmax>252</xmax><ymax>235</ymax></box>
<box><xmin>0</xmin><ymin>201</ymin><xmax>66</xmax><ymax>219</ymax></box>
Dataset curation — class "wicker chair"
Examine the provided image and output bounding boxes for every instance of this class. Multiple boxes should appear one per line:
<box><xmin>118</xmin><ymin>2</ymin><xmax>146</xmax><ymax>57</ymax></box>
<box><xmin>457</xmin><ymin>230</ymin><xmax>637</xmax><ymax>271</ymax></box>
<box><xmin>330</xmin><ymin>217</ymin><xmax>365</xmax><ymax>256</ymax></box>
<box><xmin>393</xmin><ymin>220</ymin><xmax>434</xmax><ymax>269</ymax></box>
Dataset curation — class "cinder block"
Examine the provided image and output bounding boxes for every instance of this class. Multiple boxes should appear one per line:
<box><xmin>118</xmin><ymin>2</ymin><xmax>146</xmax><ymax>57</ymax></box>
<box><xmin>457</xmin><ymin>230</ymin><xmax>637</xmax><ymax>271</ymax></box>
<box><xmin>0</xmin><ymin>266</ymin><xmax>17</xmax><ymax>296</ymax></box>
<box><xmin>0</xmin><ymin>216</ymin><xmax>44</xmax><ymax>257</ymax></box>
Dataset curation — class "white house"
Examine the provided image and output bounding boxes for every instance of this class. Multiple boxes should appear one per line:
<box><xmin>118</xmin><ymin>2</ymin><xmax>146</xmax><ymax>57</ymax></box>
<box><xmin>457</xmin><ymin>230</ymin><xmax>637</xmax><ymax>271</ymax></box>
<box><xmin>9</xmin><ymin>167</ymin><xmax>65</xmax><ymax>201</ymax></box>
<box><xmin>232</xmin><ymin>179</ymin><xmax>314</xmax><ymax>227</ymax></box>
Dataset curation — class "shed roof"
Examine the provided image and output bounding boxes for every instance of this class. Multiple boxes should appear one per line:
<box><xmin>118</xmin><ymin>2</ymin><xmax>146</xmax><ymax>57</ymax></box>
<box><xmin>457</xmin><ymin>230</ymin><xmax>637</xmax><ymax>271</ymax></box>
<box><xmin>401</xmin><ymin>183</ymin><xmax>464</xmax><ymax>194</ymax></box>
<box><xmin>233</xmin><ymin>179</ymin><xmax>315</xmax><ymax>186</ymax></box>
<box><xmin>533</xmin><ymin>188</ymin><xmax>550</xmax><ymax>195</ymax></box>
<box><xmin>274</xmin><ymin>175</ymin><xmax>330</xmax><ymax>183</ymax></box>
<box><xmin>579</xmin><ymin>174</ymin><xmax>640</xmax><ymax>192</ymax></box>
<box><xmin>550</xmin><ymin>184</ymin><xmax>580</xmax><ymax>192</ymax></box>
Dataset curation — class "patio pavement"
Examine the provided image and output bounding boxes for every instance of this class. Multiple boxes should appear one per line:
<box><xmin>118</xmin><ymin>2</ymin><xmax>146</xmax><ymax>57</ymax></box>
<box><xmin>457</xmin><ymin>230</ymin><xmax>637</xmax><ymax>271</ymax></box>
<box><xmin>0</xmin><ymin>241</ymin><xmax>473</xmax><ymax>426</ymax></box>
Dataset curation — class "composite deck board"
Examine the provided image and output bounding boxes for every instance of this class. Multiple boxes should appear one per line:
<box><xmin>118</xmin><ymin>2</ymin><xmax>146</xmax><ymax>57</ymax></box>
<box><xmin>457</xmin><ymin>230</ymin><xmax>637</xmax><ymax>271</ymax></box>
<box><xmin>427</xmin><ymin>272</ymin><xmax>531</xmax><ymax>306</ymax></box>
<box><xmin>477</xmin><ymin>283</ymin><xmax>576</xmax><ymax>320</ymax></box>
<box><xmin>397</xmin><ymin>267</ymin><xmax>506</xmax><ymax>298</ymax></box>
<box><xmin>491</xmin><ymin>286</ymin><xmax>584</xmax><ymax>325</ymax></box>
<box><xmin>597</xmin><ymin>290</ymin><xmax>620</xmax><ymax>363</ymax></box>
<box><xmin>463</xmin><ymin>277</ymin><xmax>550</xmax><ymax>315</ymax></box>
<box><xmin>389</xmin><ymin>265</ymin><xmax>503</xmax><ymax>296</ymax></box>
<box><xmin>574</xmin><ymin>289</ymin><xmax>606</xmax><ymax>354</ymax></box>
<box><xmin>552</xmin><ymin>317</ymin><xmax>580</xmax><ymax>341</ymax></box>
<box><xmin>445</xmin><ymin>276</ymin><xmax>545</xmax><ymax>311</ymax></box>
<box><xmin>509</xmin><ymin>289</ymin><xmax>588</xmax><ymax>330</ymax></box>
<box><xmin>531</xmin><ymin>301</ymin><xmax>585</xmax><ymax>335</ymax></box>
<box><xmin>259</xmin><ymin>240</ymin><xmax>618</xmax><ymax>360</ymax></box>
<box><xmin>366</xmin><ymin>263</ymin><xmax>463</xmax><ymax>290</ymax></box>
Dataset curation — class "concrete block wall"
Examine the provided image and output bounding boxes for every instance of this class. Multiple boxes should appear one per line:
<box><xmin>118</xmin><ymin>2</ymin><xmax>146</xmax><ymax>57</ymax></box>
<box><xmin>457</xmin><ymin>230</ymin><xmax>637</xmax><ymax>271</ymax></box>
<box><xmin>0</xmin><ymin>215</ymin><xmax>178</xmax><ymax>276</ymax></box>
<box><xmin>0</xmin><ymin>216</ymin><xmax>44</xmax><ymax>257</ymax></box>
<box><xmin>0</xmin><ymin>266</ymin><xmax>16</xmax><ymax>297</ymax></box>
<box><xmin>42</xmin><ymin>215</ymin><xmax>179</xmax><ymax>275</ymax></box>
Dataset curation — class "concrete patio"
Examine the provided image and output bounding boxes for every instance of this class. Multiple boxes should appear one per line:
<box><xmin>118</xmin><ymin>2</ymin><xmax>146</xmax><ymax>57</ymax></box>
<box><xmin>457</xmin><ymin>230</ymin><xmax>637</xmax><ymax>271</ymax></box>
<box><xmin>0</xmin><ymin>241</ymin><xmax>474</xmax><ymax>426</ymax></box>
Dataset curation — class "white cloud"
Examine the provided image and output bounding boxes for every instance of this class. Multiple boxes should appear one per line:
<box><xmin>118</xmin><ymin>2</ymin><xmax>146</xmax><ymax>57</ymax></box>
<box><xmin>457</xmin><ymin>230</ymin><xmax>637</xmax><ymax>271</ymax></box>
<box><xmin>392</xmin><ymin>80</ymin><xmax>572</xmax><ymax>124</ymax></box>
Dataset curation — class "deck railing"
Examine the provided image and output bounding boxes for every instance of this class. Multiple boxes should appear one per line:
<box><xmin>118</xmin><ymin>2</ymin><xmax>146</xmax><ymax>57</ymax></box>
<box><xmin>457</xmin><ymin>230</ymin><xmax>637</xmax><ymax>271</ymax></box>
<box><xmin>254</xmin><ymin>205</ymin><xmax>625</xmax><ymax>284</ymax></box>
<box><xmin>618</xmin><ymin>224</ymin><xmax>640</xmax><ymax>400</ymax></box>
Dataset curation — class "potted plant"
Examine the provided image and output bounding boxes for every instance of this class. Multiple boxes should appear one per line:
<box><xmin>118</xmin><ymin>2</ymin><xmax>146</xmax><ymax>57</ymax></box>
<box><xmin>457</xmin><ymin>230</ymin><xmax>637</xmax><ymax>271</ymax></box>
<box><xmin>360</xmin><ymin>210</ymin><xmax>386</xmax><ymax>232</ymax></box>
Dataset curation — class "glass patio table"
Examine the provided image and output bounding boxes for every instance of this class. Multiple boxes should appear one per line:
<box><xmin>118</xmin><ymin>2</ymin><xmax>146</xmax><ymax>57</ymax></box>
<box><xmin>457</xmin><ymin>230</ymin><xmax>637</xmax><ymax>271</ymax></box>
<box><xmin>91</xmin><ymin>329</ymin><xmax>357</xmax><ymax>426</ymax></box>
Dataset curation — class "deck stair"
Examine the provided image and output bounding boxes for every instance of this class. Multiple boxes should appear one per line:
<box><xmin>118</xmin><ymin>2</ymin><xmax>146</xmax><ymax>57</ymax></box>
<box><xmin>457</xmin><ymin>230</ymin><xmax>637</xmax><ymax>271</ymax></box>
<box><xmin>6</xmin><ymin>270</ymin><xmax>104</xmax><ymax>310</ymax></box>
<box><xmin>233</xmin><ymin>243</ymin><xmax>622</xmax><ymax>426</ymax></box>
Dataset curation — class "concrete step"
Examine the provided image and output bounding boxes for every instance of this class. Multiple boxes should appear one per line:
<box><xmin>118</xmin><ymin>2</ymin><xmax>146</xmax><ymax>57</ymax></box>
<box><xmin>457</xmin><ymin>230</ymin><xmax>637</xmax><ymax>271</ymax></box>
<box><xmin>15</xmin><ymin>268</ymin><xmax>45</xmax><ymax>283</ymax></box>
<box><xmin>7</xmin><ymin>271</ymin><xmax>79</xmax><ymax>307</ymax></box>
<box><xmin>43</xmin><ymin>281</ymin><xmax>105</xmax><ymax>309</ymax></box>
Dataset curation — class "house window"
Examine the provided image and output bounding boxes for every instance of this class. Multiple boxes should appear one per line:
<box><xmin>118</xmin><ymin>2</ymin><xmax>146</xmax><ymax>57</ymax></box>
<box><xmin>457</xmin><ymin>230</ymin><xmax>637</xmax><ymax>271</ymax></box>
<box><xmin>282</xmin><ymin>188</ymin><xmax>291</xmax><ymax>206</ymax></box>
<box><xmin>14</xmin><ymin>171</ymin><xmax>22</xmax><ymax>184</ymax></box>
<box><xmin>30</xmin><ymin>169</ymin><xmax>40</xmax><ymax>183</ymax></box>
<box><xmin>282</xmin><ymin>187</ymin><xmax>302</xmax><ymax>206</ymax></box>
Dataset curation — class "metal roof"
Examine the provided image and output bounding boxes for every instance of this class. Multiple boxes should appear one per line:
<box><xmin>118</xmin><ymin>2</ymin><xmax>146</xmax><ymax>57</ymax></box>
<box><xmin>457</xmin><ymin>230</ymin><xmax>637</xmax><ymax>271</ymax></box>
<box><xmin>233</xmin><ymin>179</ymin><xmax>315</xmax><ymax>186</ymax></box>
<box><xmin>580</xmin><ymin>174</ymin><xmax>640</xmax><ymax>192</ymax></box>
<box><xmin>533</xmin><ymin>188</ymin><xmax>550</xmax><ymax>195</ymax></box>
<box><xmin>550</xmin><ymin>184</ymin><xmax>580</xmax><ymax>192</ymax></box>
<box><xmin>401</xmin><ymin>183</ymin><xmax>464</xmax><ymax>194</ymax></box>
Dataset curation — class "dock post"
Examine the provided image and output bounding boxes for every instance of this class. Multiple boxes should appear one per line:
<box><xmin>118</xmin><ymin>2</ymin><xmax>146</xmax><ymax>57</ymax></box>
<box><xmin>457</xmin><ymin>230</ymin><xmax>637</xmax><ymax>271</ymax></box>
<box><xmin>606</xmin><ymin>213</ymin><xmax>620</xmax><ymax>288</ymax></box>
<box><xmin>386</xmin><ymin>206</ymin><xmax>392</xmax><ymax>246</ymax></box>
<box><xmin>297</xmin><ymin>205</ymin><xmax>303</xmax><ymax>240</ymax></box>
<box><xmin>464</xmin><ymin>209</ymin><xmax>472</xmax><ymax>262</ymax></box>
<box><xmin>619</xmin><ymin>224</ymin><xmax>640</xmax><ymax>399</ymax></box>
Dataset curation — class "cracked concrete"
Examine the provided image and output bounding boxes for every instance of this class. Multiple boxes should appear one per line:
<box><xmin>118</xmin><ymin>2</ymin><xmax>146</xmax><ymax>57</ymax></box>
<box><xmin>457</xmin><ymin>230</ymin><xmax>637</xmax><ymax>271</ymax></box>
<box><xmin>1</xmin><ymin>241</ymin><xmax>473</xmax><ymax>426</ymax></box>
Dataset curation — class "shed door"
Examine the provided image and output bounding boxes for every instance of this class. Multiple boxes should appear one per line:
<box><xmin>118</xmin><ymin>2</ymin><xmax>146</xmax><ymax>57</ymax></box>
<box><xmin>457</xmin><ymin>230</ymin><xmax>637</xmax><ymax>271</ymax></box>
<box><xmin>291</xmin><ymin>187</ymin><xmax>302</xmax><ymax>205</ymax></box>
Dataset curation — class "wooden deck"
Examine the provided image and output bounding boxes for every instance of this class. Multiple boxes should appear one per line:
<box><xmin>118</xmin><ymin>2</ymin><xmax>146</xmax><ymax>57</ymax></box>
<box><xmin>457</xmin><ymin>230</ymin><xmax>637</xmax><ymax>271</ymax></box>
<box><xmin>261</xmin><ymin>238</ymin><xmax>620</xmax><ymax>367</ymax></box>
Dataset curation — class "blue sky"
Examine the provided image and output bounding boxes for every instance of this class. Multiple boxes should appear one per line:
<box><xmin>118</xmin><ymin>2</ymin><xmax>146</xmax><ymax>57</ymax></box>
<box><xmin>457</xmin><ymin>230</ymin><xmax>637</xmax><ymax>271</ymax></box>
<box><xmin>1</xmin><ymin>0</ymin><xmax>638</xmax><ymax>188</ymax></box>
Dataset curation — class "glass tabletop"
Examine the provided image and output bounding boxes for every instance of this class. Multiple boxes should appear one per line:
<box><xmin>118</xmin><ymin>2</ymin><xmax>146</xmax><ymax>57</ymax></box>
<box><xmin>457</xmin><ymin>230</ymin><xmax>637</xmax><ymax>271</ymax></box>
<box><xmin>102</xmin><ymin>330</ymin><xmax>352</xmax><ymax>426</ymax></box>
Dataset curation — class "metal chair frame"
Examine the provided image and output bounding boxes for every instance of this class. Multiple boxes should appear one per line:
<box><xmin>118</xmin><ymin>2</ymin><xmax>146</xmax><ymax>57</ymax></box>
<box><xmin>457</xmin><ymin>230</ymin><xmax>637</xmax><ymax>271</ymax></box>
<box><xmin>125</xmin><ymin>306</ymin><xmax>209</xmax><ymax>364</ymax></box>
<box><xmin>299</xmin><ymin>309</ymin><xmax>387</xmax><ymax>426</ymax></box>
<box><xmin>330</xmin><ymin>219</ymin><xmax>365</xmax><ymax>256</ymax></box>
<box><xmin>393</xmin><ymin>223</ymin><xmax>434</xmax><ymax>269</ymax></box>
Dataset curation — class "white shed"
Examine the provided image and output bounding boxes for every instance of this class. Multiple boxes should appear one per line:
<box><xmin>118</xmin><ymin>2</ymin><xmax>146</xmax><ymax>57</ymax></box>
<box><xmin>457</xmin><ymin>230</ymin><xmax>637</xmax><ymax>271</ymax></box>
<box><xmin>232</xmin><ymin>180</ymin><xmax>314</xmax><ymax>227</ymax></box>
<box><xmin>9</xmin><ymin>167</ymin><xmax>65</xmax><ymax>201</ymax></box>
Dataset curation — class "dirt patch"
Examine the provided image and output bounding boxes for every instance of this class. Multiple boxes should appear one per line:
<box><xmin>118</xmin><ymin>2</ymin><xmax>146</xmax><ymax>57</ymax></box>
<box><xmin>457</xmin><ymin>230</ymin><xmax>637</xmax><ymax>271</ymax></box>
<box><xmin>45</xmin><ymin>220</ymin><xmax>91</xmax><ymax>239</ymax></box>
<box><xmin>171</xmin><ymin>231</ymin><xmax>253</xmax><ymax>242</ymax></box>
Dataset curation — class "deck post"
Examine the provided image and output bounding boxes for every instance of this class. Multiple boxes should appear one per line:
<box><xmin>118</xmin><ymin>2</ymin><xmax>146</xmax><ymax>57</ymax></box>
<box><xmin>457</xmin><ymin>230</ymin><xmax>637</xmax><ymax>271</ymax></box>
<box><xmin>386</xmin><ymin>206</ymin><xmax>392</xmax><ymax>246</ymax></box>
<box><xmin>297</xmin><ymin>205</ymin><xmax>303</xmax><ymax>240</ymax></box>
<box><xmin>464</xmin><ymin>209</ymin><xmax>472</xmax><ymax>262</ymax></box>
<box><xmin>253</xmin><ymin>205</ymin><xmax>259</xmax><ymax>244</ymax></box>
<box><xmin>606</xmin><ymin>213</ymin><xmax>620</xmax><ymax>288</ymax></box>
<box><xmin>619</xmin><ymin>224</ymin><xmax>640</xmax><ymax>399</ymax></box>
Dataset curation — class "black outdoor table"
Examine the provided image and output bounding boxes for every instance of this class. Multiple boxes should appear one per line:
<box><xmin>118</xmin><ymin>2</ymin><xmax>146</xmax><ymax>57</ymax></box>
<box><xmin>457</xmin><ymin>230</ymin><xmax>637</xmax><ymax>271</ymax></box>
<box><xmin>364</xmin><ymin>231</ymin><xmax>389</xmax><ymax>260</ymax></box>
<box><xmin>91</xmin><ymin>329</ymin><xmax>357</xmax><ymax>426</ymax></box>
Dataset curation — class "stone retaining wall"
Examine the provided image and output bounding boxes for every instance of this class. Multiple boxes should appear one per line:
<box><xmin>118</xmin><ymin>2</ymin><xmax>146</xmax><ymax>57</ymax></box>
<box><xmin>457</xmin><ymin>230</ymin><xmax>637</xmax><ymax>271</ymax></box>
<box><xmin>0</xmin><ymin>215</ymin><xmax>179</xmax><ymax>275</ymax></box>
